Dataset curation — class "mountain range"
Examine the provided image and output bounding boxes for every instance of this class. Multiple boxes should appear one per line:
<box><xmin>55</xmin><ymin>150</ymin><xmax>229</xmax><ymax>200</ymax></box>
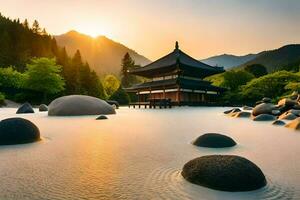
<box><xmin>55</xmin><ymin>31</ymin><xmax>151</xmax><ymax>76</ymax></box>
<box><xmin>201</xmin><ymin>54</ymin><xmax>259</xmax><ymax>69</ymax></box>
<box><xmin>201</xmin><ymin>44</ymin><xmax>300</xmax><ymax>72</ymax></box>
<box><xmin>55</xmin><ymin>31</ymin><xmax>300</xmax><ymax>75</ymax></box>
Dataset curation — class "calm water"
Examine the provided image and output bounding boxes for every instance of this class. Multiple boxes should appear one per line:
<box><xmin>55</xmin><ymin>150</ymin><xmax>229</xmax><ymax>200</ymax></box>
<box><xmin>0</xmin><ymin>107</ymin><xmax>299</xmax><ymax>200</ymax></box>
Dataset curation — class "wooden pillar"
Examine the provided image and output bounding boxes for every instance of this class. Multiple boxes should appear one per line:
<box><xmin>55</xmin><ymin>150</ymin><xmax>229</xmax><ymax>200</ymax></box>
<box><xmin>177</xmin><ymin>85</ymin><xmax>181</xmax><ymax>106</ymax></box>
<box><xmin>149</xmin><ymin>87</ymin><xmax>152</xmax><ymax>108</ymax></box>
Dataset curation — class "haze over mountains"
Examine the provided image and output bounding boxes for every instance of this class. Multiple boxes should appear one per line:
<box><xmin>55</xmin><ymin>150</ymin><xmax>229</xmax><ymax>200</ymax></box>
<box><xmin>55</xmin><ymin>31</ymin><xmax>151</xmax><ymax>76</ymax></box>
<box><xmin>201</xmin><ymin>54</ymin><xmax>259</xmax><ymax>69</ymax></box>
<box><xmin>201</xmin><ymin>44</ymin><xmax>300</xmax><ymax>72</ymax></box>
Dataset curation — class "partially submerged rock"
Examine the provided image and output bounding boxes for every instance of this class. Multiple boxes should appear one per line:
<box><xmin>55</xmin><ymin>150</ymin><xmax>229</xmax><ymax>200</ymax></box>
<box><xmin>232</xmin><ymin>111</ymin><xmax>251</xmax><ymax>118</ymax></box>
<box><xmin>16</xmin><ymin>102</ymin><xmax>34</xmax><ymax>114</ymax></box>
<box><xmin>96</xmin><ymin>115</ymin><xmax>108</xmax><ymax>120</ymax></box>
<box><xmin>252</xmin><ymin>103</ymin><xmax>276</xmax><ymax>116</ymax></box>
<box><xmin>48</xmin><ymin>95</ymin><xmax>116</xmax><ymax>116</ymax></box>
<box><xmin>39</xmin><ymin>104</ymin><xmax>48</xmax><ymax>112</ymax></box>
<box><xmin>182</xmin><ymin>155</ymin><xmax>266</xmax><ymax>191</ymax></box>
<box><xmin>285</xmin><ymin>118</ymin><xmax>300</xmax><ymax>130</ymax></box>
<box><xmin>193</xmin><ymin>133</ymin><xmax>236</xmax><ymax>148</ymax></box>
<box><xmin>278</xmin><ymin>112</ymin><xmax>298</xmax><ymax>120</ymax></box>
<box><xmin>253</xmin><ymin>114</ymin><xmax>276</xmax><ymax>121</ymax></box>
<box><xmin>272</xmin><ymin>120</ymin><xmax>286</xmax><ymax>126</ymax></box>
<box><xmin>242</xmin><ymin>106</ymin><xmax>253</xmax><ymax>111</ymax></box>
<box><xmin>224</xmin><ymin>108</ymin><xmax>241</xmax><ymax>114</ymax></box>
<box><xmin>0</xmin><ymin>118</ymin><xmax>40</xmax><ymax>145</ymax></box>
<box><xmin>289</xmin><ymin>109</ymin><xmax>300</xmax><ymax>116</ymax></box>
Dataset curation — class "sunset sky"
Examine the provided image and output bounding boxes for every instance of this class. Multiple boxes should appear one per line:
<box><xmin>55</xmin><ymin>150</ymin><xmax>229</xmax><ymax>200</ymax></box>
<box><xmin>1</xmin><ymin>0</ymin><xmax>300</xmax><ymax>60</ymax></box>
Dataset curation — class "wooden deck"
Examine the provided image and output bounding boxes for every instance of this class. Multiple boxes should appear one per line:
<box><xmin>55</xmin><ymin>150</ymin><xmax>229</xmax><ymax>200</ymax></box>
<box><xmin>129</xmin><ymin>98</ymin><xmax>172</xmax><ymax>109</ymax></box>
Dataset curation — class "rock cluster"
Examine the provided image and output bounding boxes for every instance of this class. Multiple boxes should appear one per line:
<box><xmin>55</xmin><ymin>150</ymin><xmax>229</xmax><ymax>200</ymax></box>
<box><xmin>224</xmin><ymin>92</ymin><xmax>300</xmax><ymax>129</ymax></box>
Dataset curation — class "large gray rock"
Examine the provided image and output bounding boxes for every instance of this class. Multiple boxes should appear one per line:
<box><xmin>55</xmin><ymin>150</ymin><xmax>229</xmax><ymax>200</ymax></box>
<box><xmin>252</xmin><ymin>103</ymin><xmax>276</xmax><ymax>116</ymax></box>
<box><xmin>16</xmin><ymin>103</ymin><xmax>34</xmax><ymax>114</ymax></box>
<box><xmin>182</xmin><ymin>155</ymin><xmax>266</xmax><ymax>191</ymax></box>
<box><xmin>39</xmin><ymin>104</ymin><xmax>48</xmax><ymax>112</ymax></box>
<box><xmin>0</xmin><ymin>118</ymin><xmax>40</xmax><ymax>145</ymax></box>
<box><xmin>48</xmin><ymin>95</ymin><xmax>116</xmax><ymax>116</ymax></box>
<box><xmin>193</xmin><ymin>133</ymin><xmax>236</xmax><ymax>148</ymax></box>
<box><xmin>253</xmin><ymin>114</ymin><xmax>276</xmax><ymax>121</ymax></box>
<box><xmin>285</xmin><ymin>118</ymin><xmax>300</xmax><ymax>130</ymax></box>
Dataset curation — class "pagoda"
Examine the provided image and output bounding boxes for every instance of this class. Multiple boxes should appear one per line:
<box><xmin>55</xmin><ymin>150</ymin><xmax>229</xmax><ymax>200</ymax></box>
<box><xmin>126</xmin><ymin>42</ymin><xmax>225</xmax><ymax>106</ymax></box>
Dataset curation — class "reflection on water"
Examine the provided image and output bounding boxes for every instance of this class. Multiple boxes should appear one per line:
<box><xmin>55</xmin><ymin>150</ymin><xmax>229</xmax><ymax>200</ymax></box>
<box><xmin>0</xmin><ymin>107</ymin><xmax>299</xmax><ymax>199</ymax></box>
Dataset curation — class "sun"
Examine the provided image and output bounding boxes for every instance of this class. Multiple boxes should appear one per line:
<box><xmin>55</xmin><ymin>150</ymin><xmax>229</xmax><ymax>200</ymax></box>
<box><xmin>77</xmin><ymin>24</ymin><xmax>111</xmax><ymax>38</ymax></box>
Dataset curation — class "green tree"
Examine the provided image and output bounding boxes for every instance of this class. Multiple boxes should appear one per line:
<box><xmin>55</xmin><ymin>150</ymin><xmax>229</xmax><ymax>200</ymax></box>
<box><xmin>103</xmin><ymin>74</ymin><xmax>120</xmax><ymax>97</ymax></box>
<box><xmin>109</xmin><ymin>86</ymin><xmax>130</xmax><ymax>105</ymax></box>
<box><xmin>244</xmin><ymin>64</ymin><xmax>268</xmax><ymax>78</ymax></box>
<box><xmin>32</xmin><ymin>20</ymin><xmax>41</xmax><ymax>34</ymax></box>
<box><xmin>24</xmin><ymin>58</ymin><xmax>65</xmax><ymax>101</ymax></box>
<box><xmin>222</xmin><ymin>70</ymin><xmax>254</xmax><ymax>91</ymax></box>
<box><xmin>241</xmin><ymin>71</ymin><xmax>300</xmax><ymax>102</ymax></box>
<box><xmin>0</xmin><ymin>67</ymin><xmax>25</xmax><ymax>88</ymax></box>
<box><xmin>121</xmin><ymin>52</ymin><xmax>135</xmax><ymax>87</ymax></box>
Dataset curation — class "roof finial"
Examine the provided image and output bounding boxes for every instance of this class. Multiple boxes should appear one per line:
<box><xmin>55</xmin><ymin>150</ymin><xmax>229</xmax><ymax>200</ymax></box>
<box><xmin>175</xmin><ymin>41</ymin><xmax>179</xmax><ymax>50</ymax></box>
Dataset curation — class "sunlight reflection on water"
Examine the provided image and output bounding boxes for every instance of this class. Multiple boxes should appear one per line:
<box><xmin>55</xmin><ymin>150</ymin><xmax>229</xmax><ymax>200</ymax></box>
<box><xmin>0</xmin><ymin>107</ymin><xmax>299</xmax><ymax>199</ymax></box>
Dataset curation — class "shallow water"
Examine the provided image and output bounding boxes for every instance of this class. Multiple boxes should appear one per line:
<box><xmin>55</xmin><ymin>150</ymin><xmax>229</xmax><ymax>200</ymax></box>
<box><xmin>0</xmin><ymin>107</ymin><xmax>299</xmax><ymax>200</ymax></box>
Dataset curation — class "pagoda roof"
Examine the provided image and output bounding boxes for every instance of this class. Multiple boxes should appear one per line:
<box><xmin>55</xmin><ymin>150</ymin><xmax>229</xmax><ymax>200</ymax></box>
<box><xmin>130</xmin><ymin>42</ymin><xmax>224</xmax><ymax>78</ymax></box>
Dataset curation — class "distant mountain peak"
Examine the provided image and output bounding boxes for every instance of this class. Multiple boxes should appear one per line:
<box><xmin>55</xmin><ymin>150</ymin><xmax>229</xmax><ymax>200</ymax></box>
<box><xmin>55</xmin><ymin>30</ymin><xmax>151</xmax><ymax>76</ymax></box>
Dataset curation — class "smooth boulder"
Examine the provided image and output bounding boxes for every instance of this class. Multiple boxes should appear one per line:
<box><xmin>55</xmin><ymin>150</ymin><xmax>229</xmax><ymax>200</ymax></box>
<box><xmin>253</xmin><ymin>114</ymin><xmax>276</xmax><ymax>121</ymax></box>
<box><xmin>182</xmin><ymin>155</ymin><xmax>266</xmax><ymax>191</ymax></box>
<box><xmin>48</xmin><ymin>95</ymin><xmax>116</xmax><ymax>116</ymax></box>
<box><xmin>96</xmin><ymin>115</ymin><xmax>108</xmax><ymax>120</ymax></box>
<box><xmin>193</xmin><ymin>133</ymin><xmax>236</xmax><ymax>148</ymax></box>
<box><xmin>289</xmin><ymin>109</ymin><xmax>300</xmax><ymax>117</ymax></box>
<box><xmin>272</xmin><ymin>120</ymin><xmax>286</xmax><ymax>126</ymax></box>
<box><xmin>252</xmin><ymin>103</ymin><xmax>276</xmax><ymax>116</ymax></box>
<box><xmin>16</xmin><ymin>103</ymin><xmax>34</xmax><ymax>114</ymax></box>
<box><xmin>0</xmin><ymin>118</ymin><xmax>40</xmax><ymax>145</ymax></box>
<box><xmin>285</xmin><ymin>118</ymin><xmax>300</xmax><ymax>130</ymax></box>
<box><xmin>39</xmin><ymin>104</ymin><xmax>48</xmax><ymax>112</ymax></box>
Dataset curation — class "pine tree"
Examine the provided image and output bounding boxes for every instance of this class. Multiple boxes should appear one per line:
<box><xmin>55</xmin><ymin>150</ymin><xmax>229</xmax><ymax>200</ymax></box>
<box><xmin>22</xmin><ymin>19</ymin><xmax>29</xmax><ymax>29</ymax></box>
<box><xmin>121</xmin><ymin>52</ymin><xmax>135</xmax><ymax>88</ymax></box>
<box><xmin>32</xmin><ymin>20</ymin><xmax>41</xmax><ymax>34</ymax></box>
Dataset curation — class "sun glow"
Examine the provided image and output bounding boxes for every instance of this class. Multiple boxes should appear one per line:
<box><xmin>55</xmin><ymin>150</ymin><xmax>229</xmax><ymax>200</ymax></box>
<box><xmin>76</xmin><ymin>24</ymin><xmax>112</xmax><ymax>38</ymax></box>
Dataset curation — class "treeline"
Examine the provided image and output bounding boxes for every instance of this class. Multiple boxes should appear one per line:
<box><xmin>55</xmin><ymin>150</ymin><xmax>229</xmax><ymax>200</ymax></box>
<box><xmin>0</xmin><ymin>13</ymin><xmax>106</xmax><ymax>103</ymax></box>
<box><xmin>205</xmin><ymin>64</ymin><xmax>300</xmax><ymax>105</ymax></box>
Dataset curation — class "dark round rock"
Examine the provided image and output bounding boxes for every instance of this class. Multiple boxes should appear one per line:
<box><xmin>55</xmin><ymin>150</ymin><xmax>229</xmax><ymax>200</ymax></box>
<box><xmin>39</xmin><ymin>104</ymin><xmax>48</xmax><ymax>112</ymax></box>
<box><xmin>272</xmin><ymin>120</ymin><xmax>286</xmax><ymax>126</ymax></box>
<box><xmin>181</xmin><ymin>155</ymin><xmax>267</xmax><ymax>192</ymax></box>
<box><xmin>96</xmin><ymin>115</ymin><xmax>108</xmax><ymax>120</ymax></box>
<box><xmin>0</xmin><ymin>118</ymin><xmax>40</xmax><ymax>145</ymax></box>
<box><xmin>16</xmin><ymin>103</ymin><xmax>34</xmax><ymax>114</ymax></box>
<box><xmin>193</xmin><ymin>133</ymin><xmax>236</xmax><ymax>148</ymax></box>
<box><xmin>253</xmin><ymin>114</ymin><xmax>276</xmax><ymax>121</ymax></box>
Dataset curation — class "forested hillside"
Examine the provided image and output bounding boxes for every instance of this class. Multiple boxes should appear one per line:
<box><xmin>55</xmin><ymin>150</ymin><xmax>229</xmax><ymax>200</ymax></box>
<box><xmin>0</xmin><ymin>13</ymin><xmax>106</xmax><ymax>103</ymax></box>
